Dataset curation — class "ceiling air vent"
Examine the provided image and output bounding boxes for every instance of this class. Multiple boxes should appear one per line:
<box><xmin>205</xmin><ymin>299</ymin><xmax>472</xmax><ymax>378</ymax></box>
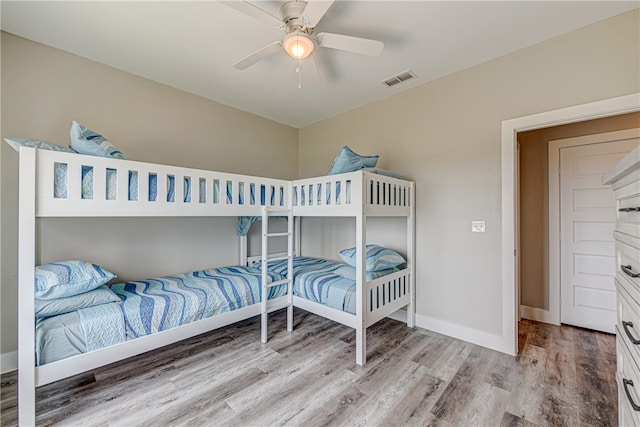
<box><xmin>382</xmin><ymin>69</ymin><xmax>416</xmax><ymax>88</ymax></box>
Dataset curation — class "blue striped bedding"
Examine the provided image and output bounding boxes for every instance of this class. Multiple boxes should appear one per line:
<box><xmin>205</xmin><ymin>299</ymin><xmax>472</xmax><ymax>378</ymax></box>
<box><xmin>35</xmin><ymin>265</ymin><xmax>286</xmax><ymax>365</ymax></box>
<box><xmin>259</xmin><ymin>257</ymin><xmax>358</xmax><ymax>314</ymax></box>
<box><xmin>111</xmin><ymin>266</ymin><xmax>284</xmax><ymax>339</ymax></box>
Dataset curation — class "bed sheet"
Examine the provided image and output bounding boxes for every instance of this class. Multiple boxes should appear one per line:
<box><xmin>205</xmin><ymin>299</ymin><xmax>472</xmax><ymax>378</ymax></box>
<box><xmin>36</xmin><ymin>311</ymin><xmax>86</xmax><ymax>366</ymax></box>
<box><xmin>35</xmin><ymin>302</ymin><xmax>124</xmax><ymax>366</ymax></box>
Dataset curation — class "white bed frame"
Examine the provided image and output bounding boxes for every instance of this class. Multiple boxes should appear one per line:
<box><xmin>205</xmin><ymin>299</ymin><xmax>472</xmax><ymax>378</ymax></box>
<box><xmin>17</xmin><ymin>147</ymin><xmax>415</xmax><ymax>426</ymax></box>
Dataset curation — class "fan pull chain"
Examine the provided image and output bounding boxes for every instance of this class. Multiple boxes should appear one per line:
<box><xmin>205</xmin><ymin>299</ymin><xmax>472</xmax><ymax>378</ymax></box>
<box><xmin>297</xmin><ymin>58</ymin><xmax>302</xmax><ymax>89</ymax></box>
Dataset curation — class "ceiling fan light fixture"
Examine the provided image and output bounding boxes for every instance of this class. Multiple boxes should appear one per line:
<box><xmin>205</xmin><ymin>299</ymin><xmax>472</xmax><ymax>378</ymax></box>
<box><xmin>283</xmin><ymin>32</ymin><xmax>314</xmax><ymax>60</ymax></box>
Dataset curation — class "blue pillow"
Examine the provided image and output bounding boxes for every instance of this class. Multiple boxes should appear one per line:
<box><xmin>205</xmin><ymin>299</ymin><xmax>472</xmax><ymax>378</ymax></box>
<box><xmin>334</xmin><ymin>265</ymin><xmax>399</xmax><ymax>281</ymax></box>
<box><xmin>329</xmin><ymin>146</ymin><xmax>379</xmax><ymax>175</ymax></box>
<box><xmin>35</xmin><ymin>285</ymin><xmax>121</xmax><ymax>318</ymax></box>
<box><xmin>338</xmin><ymin>244</ymin><xmax>406</xmax><ymax>272</ymax></box>
<box><xmin>70</xmin><ymin>121</ymin><xmax>126</xmax><ymax>159</ymax></box>
<box><xmin>35</xmin><ymin>261</ymin><xmax>117</xmax><ymax>300</ymax></box>
<box><xmin>4</xmin><ymin>138</ymin><xmax>76</xmax><ymax>153</ymax></box>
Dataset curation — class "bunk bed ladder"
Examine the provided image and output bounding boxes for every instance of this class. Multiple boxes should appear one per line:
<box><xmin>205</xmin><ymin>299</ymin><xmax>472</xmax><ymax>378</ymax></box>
<box><xmin>260</xmin><ymin>206</ymin><xmax>294</xmax><ymax>343</ymax></box>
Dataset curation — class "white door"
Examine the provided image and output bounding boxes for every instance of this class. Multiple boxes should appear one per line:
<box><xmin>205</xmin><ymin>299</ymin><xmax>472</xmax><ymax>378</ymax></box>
<box><xmin>560</xmin><ymin>138</ymin><xmax>638</xmax><ymax>333</ymax></box>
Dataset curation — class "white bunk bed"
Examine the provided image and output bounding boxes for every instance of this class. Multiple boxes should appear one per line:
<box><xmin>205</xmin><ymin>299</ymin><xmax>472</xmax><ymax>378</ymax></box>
<box><xmin>16</xmin><ymin>147</ymin><xmax>415</xmax><ymax>426</ymax></box>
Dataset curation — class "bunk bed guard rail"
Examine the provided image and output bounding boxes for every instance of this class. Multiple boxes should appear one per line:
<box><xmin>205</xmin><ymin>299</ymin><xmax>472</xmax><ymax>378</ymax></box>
<box><xmin>31</xmin><ymin>148</ymin><xmax>292</xmax><ymax>217</ymax></box>
<box><xmin>292</xmin><ymin>170</ymin><xmax>412</xmax><ymax>216</ymax></box>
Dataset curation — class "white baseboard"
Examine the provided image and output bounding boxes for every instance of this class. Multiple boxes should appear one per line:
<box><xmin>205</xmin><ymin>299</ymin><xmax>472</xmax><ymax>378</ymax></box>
<box><xmin>415</xmin><ymin>313</ymin><xmax>505</xmax><ymax>354</ymax></box>
<box><xmin>520</xmin><ymin>305</ymin><xmax>560</xmax><ymax>325</ymax></box>
<box><xmin>388</xmin><ymin>309</ymin><xmax>505</xmax><ymax>354</ymax></box>
<box><xmin>1</xmin><ymin>351</ymin><xmax>17</xmax><ymax>374</ymax></box>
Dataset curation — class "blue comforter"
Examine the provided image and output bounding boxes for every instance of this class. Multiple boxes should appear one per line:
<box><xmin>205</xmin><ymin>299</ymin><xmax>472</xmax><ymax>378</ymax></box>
<box><xmin>36</xmin><ymin>265</ymin><xmax>286</xmax><ymax>365</ymax></box>
<box><xmin>259</xmin><ymin>257</ymin><xmax>358</xmax><ymax>314</ymax></box>
<box><xmin>110</xmin><ymin>266</ymin><xmax>285</xmax><ymax>339</ymax></box>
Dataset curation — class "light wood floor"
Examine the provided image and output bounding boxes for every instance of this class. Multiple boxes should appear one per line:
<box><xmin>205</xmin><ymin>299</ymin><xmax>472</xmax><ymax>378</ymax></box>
<box><xmin>1</xmin><ymin>309</ymin><xmax>617</xmax><ymax>426</ymax></box>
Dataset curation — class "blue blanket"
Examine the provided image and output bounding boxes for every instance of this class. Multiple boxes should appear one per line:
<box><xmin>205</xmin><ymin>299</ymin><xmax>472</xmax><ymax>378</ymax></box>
<box><xmin>259</xmin><ymin>257</ymin><xmax>357</xmax><ymax>314</ymax></box>
<box><xmin>110</xmin><ymin>266</ymin><xmax>285</xmax><ymax>339</ymax></box>
<box><xmin>36</xmin><ymin>265</ymin><xmax>285</xmax><ymax>365</ymax></box>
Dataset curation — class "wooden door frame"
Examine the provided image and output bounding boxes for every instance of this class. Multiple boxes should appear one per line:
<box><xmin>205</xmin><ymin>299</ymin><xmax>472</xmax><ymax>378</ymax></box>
<box><xmin>501</xmin><ymin>92</ymin><xmax>639</xmax><ymax>356</ymax></box>
<box><xmin>547</xmin><ymin>129</ymin><xmax>640</xmax><ymax>326</ymax></box>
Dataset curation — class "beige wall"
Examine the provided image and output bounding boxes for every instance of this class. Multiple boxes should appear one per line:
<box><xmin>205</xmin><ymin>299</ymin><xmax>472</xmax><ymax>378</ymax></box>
<box><xmin>518</xmin><ymin>112</ymin><xmax>640</xmax><ymax>311</ymax></box>
<box><xmin>298</xmin><ymin>10</ymin><xmax>640</xmax><ymax>336</ymax></box>
<box><xmin>0</xmin><ymin>32</ymin><xmax>298</xmax><ymax>357</ymax></box>
<box><xmin>1</xmin><ymin>9</ymin><xmax>639</xmax><ymax>361</ymax></box>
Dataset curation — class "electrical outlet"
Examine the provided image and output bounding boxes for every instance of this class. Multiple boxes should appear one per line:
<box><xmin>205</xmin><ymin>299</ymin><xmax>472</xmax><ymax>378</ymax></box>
<box><xmin>472</xmin><ymin>221</ymin><xmax>486</xmax><ymax>233</ymax></box>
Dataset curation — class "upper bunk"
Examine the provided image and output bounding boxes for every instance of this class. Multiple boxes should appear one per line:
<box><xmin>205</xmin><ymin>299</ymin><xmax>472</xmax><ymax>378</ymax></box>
<box><xmin>20</xmin><ymin>146</ymin><xmax>414</xmax><ymax>218</ymax></box>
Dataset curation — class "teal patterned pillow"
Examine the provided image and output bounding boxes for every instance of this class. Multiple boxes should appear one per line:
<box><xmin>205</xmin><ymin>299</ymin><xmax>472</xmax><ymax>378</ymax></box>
<box><xmin>35</xmin><ymin>261</ymin><xmax>117</xmax><ymax>300</ymax></box>
<box><xmin>334</xmin><ymin>264</ymin><xmax>399</xmax><ymax>281</ymax></box>
<box><xmin>35</xmin><ymin>285</ymin><xmax>121</xmax><ymax>318</ymax></box>
<box><xmin>70</xmin><ymin>121</ymin><xmax>126</xmax><ymax>159</ymax></box>
<box><xmin>329</xmin><ymin>146</ymin><xmax>378</xmax><ymax>175</ymax></box>
<box><xmin>338</xmin><ymin>244</ymin><xmax>406</xmax><ymax>272</ymax></box>
<box><xmin>4</xmin><ymin>138</ymin><xmax>76</xmax><ymax>153</ymax></box>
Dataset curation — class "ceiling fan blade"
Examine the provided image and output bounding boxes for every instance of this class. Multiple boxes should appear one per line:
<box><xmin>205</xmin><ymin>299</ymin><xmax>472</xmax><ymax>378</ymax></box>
<box><xmin>301</xmin><ymin>0</ymin><xmax>335</xmax><ymax>28</ymax></box>
<box><xmin>301</xmin><ymin>54</ymin><xmax>322</xmax><ymax>87</ymax></box>
<box><xmin>316</xmin><ymin>32</ymin><xmax>384</xmax><ymax>56</ymax></box>
<box><xmin>220</xmin><ymin>1</ymin><xmax>283</xmax><ymax>28</ymax></box>
<box><xmin>233</xmin><ymin>42</ymin><xmax>282</xmax><ymax>70</ymax></box>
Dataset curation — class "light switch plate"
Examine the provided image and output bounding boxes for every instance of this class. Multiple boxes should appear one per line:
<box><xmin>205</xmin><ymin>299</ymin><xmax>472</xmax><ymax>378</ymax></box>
<box><xmin>472</xmin><ymin>221</ymin><xmax>486</xmax><ymax>233</ymax></box>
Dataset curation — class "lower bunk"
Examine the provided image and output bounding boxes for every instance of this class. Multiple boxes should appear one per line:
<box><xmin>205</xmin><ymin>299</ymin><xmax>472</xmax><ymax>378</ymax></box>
<box><xmin>255</xmin><ymin>255</ymin><xmax>414</xmax><ymax>363</ymax></box>
<box><xmin>36</xmin><ymin>256</ymin><xmax>412</xmax><ymax>371</ymax></box>
<box><xmin>28</xmin><ymin>254</ymin><xmax>413</xmax><ymax>423</ymax></box>
<box><xmin>35</xmin><ymin>264</ymin><xmax>287</xmax><ymax>382</ymax></box>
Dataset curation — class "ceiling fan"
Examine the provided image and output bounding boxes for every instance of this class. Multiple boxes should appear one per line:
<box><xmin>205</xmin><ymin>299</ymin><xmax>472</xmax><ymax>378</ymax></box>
<box><xmin>222</xmin><ymin>0</ymin><xmax>384</xmax><ymax>85</ymax></box>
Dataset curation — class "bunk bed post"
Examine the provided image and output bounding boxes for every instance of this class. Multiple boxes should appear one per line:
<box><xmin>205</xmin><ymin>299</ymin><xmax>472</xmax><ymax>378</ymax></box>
<box><xmin>239</xmin><ymin>235</ymin><xmax>247</xmax><ymax>266</ymax></box>
<box><xmin>407</xmin><ymin>182</ymin><xmax>416</xmax><ymax>328</ymax></box>
<box><xmin>355</xmin><ymin>174</ymin><xmax>367</xmax><ymax>366</ymax></box>
<box><xmin>287</xmin><ymin>208</ymin><xmax>294</xmax><ymax>332</ymax></box>
<box><xmin>18</xmin><ymin>147</ymin><xmax>37</xmax><ymax>427</ymax></box>
<box><xmin>294</xmin><ymin>216</ymin><xmax>301</xmax><ymax>257</ymax></box>
<box><xmin>260</xmin><ymin>207</ymin><xmax>269</xmax><ymax>343</ymax></box>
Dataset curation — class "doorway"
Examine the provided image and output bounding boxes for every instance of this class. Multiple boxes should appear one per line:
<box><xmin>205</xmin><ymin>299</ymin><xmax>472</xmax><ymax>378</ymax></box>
<box><xmin>500</xmin><ymin>93</ymin><xmax>640</xmax><ymax>356</ymax></box>
<box><xmin>551</xmin><ymin>130</ymin><xmax>638</xmax><ymax>332</ymax></box>
<box><xmin>518</xmin><ymin>123</ymin><xmax>639</xmax><ymax>333</ymax></box>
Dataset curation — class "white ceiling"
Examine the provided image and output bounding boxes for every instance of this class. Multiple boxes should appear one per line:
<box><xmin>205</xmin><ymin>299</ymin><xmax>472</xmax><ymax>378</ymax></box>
<box><xmin>1</xmin><ymin>1</ymin><xmax>637</xmax><ymax>128</ymax></box>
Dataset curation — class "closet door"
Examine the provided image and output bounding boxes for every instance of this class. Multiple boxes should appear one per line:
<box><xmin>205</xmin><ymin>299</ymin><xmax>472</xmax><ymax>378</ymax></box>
<box><xmin>560</xmin><ymin>138</ymin><xmax>638</xmax><ymax>333</ymax></box>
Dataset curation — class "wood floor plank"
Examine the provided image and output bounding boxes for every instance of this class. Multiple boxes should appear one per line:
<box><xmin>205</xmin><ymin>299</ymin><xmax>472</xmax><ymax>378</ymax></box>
<box><xmin>411</xmin><ymin>331</ymin><xmax>454</xmax><ymax>369</ymax></box>
<box><xmin>504</xmin><ymin>343</ymin><xmax>548</xmax><ymax>424</ymax></box>
<box><xmin>274</xmin><ymin>368</ymin><xmax>362</xmax><ymax>427</ymax></box>
<box><xmin>500</xmin><ymin>411</ymin><xmax>538</xmax><ymax>427</ymax></box>
<box><xmin>0</xmin><ymin>314</ymin><xmax>618</xmax><ymax>426</ymax></box>
<box><xmin>373</xmin><ymin>366</ymin><xmax>445</xmax><ymax>426</ymax></box>
<box><xmin>542</xmin><ymin>345</ymin><xmax>581</xmax><ymax>426</ymax></box>
<box><xmin>450</xmin><ymin>381</ymin><xmax>510</xmax><ymax>426</ymax></box>
<box><xmin>575</xmin><ymin>353</ymin><xmax>617</xmax><ymax>427</ymax></box>
<box><xmin>288</xmin><ymin>385</ymin><xmax>368</xmax><ymax>427</ymax></box>
<box><xmin>225</xmin><ymin>342</ymin><xmax>357</xmax><ymax>425</ymax></box>
<box><xmin>525</xmin><ymin>320</ymin><xmax>553</xmax><ymax>349</ymax></box>
<box><xmin>429</xmin><ymin>346</ymin><xmax>496</xmax><ymax>423</ymax></box>
<box><xmin>423</xmin><ymin>338</ymin><xmax>474</xmax><ymax>382</ymax></box>
<box><xmin>143</xmin><ymin>368</ymin><xmax>267</xmax><ymax>426</ymax></box>
<box><xmin>347</xmin><ymin>362</ymin><xmax>443</xmax><ymax>426</ymax></box>
<box><xmin>482</xmin><ymin>349</ymin><xmax>519</xmax><ymax>392</ymax></box>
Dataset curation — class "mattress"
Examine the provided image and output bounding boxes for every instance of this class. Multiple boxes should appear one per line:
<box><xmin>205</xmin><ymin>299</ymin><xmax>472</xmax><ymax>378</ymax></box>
<box><xmin>262</xmin><ymin>257</ymin><xmax>357</xmax><ymax>314</ymax></box>
<box><xmin>36</xmin><ymin>265</ymin><xmax>286</xmax><ymax>365</ymax></box>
